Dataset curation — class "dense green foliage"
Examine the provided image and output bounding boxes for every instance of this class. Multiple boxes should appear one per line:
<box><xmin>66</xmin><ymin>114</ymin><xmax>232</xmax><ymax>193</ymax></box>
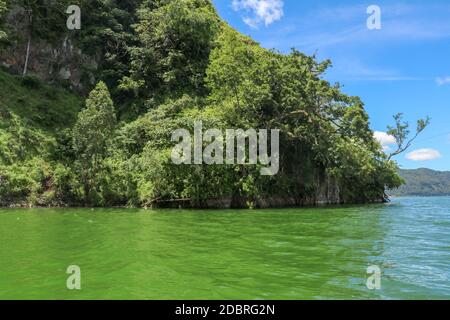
<box><xmin>392</xmin><ymin>169</ymin><xmax>450</xmax><ymax>196</ymax></box>
<box><xmin>0</xmin><ymin>0</ymin><xmax>403</xmax><ymax>208</ymax></box>
<box><xmin>0</xmin><ymin>69</ymin><xmax>81</xmax><ymax>205</ymax></box>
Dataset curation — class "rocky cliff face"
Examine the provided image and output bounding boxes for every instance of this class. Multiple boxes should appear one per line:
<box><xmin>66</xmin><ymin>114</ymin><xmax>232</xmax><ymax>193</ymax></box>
<box><xmin>254</xmin><ymin>172</ymin><xmax>342</xmax><ymax>208</ymax></box>
<box><xmin>0</xmin><ymin>6</ymin><xmax>98</xmax><ymax>92</ymax></box>
<box><xmin>156</xmin><ymin>171</ymin><xmax>344</xmax><ymax>209</ymax></box>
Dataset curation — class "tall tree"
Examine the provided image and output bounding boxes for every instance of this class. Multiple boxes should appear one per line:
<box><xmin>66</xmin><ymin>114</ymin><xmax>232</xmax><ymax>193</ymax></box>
<box><xmin>73</xmin><ymin>81</ymin><xmax>116</xmax><ymax>205</ymax></box>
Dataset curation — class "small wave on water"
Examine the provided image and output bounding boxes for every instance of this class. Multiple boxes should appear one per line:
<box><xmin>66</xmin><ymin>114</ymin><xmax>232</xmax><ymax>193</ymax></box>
<box><xmin>0</xmin><ymin>197</ymin><xmax>449</xmax><ymax>299</ymax></box>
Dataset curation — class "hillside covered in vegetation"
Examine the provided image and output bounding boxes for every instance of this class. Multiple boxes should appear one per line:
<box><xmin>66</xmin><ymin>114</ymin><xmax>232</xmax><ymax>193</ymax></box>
<box><xmin>0</xmin><ymin>0</ymin><xmax>403</xmax><ymax>208</ymax></box>
<box><xmin>392</xmin><ymin>169</ymin><xmax>450</xmax><ymax>197</ymax></box>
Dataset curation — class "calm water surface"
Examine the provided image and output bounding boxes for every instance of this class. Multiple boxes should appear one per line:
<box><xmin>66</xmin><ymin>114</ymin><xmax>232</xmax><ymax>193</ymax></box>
<box><xmin>0</xmin><ymin>197</ymin><xmax>449</xmax><ymax>299</ymax></box>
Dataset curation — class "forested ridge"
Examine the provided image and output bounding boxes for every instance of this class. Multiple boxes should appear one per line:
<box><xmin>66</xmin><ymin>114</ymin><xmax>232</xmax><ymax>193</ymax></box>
<box><xmin>0</xmin><ymin>0</ymin><xmax>404</xmax><ymax>208</ymax></box>
<box><xmin>392</xmin><ymin>169</ymin><xmax>450</xmax><ymax>197</ymax></box>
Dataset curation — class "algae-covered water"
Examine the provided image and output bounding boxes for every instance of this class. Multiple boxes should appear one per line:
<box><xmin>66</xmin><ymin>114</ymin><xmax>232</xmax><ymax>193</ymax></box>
<box><xmin>0</xmin><ymin>197</ymin><xmax>448</xmax><ymax>299</ymax></box>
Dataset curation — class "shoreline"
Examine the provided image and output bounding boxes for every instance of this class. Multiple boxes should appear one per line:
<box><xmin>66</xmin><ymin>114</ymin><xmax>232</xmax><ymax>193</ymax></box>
<box><xmin>3</xmin><ymin>196</ymin><xmax>449</xmax><ymax>210</ymax></box>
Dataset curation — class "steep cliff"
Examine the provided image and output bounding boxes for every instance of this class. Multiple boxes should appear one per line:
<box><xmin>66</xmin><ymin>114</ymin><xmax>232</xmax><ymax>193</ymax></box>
<box><xmin>1</xmin><ymin>4</ymin><xmax>99</xmax><ymax>91</ymax></box>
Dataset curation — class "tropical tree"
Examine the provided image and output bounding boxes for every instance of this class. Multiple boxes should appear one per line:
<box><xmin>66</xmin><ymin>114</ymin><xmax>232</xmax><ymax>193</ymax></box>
<box><xmin>387</xmin><ymin>113</ymin><xmax>430</xmax><ymax>160</ymax></box>
<box><xmin>122</xmin><ymin>0</ymin><xmax>219</xmax><ymax>99</ymax></box>
<box><xmin>73</xmin><ymin>81</ymin><xmax>116</xmax><ymax>205</ymax></box>
<box><xmin>205</xmin><ymin>27</ymin><xmax>401</xmax><ymax>204</ymax></box>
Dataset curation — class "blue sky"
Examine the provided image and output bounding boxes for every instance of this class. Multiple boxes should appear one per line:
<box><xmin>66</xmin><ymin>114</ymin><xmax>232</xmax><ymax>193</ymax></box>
<box><xmin>212</xmin><ymin>0</ymin><xmax>450</xmax><ymax>171</ymax></box>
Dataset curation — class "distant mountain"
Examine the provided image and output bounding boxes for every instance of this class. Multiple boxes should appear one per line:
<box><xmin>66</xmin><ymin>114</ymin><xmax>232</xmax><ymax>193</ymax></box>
<box><xmin>391</xmin><ymin>168</ymin><xmax>450</xmax><ymax>196</ymax></box>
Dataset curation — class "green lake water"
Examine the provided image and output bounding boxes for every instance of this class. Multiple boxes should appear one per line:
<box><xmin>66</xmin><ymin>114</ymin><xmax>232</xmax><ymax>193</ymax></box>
<box><xmin>0</xmin><ymin>197</ymin><xmax>449</xmax><ymax>300</ymax></box>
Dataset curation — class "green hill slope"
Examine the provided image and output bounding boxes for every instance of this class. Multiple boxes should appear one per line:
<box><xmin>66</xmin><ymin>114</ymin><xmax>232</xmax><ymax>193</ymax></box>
<box><xmin>0</xmin><ymin>71</ymin><xmax>81</xmax><ymax>131</ymax></box>
<box><xmin>0</xmin><ymin>70</ymin><xmax>81</xmax><ymax>206</ymax></box>
<box><xmin>392</xmin><ymin>169</ymin><xmax>450</xmax><ymax>196</ymax></box>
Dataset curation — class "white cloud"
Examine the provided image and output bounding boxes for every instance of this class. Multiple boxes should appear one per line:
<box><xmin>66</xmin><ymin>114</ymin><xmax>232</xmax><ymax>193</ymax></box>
<box><xmin>232</xmin><ymin>0</ymin><xmax>284</xmax><ymax>28</ymax></box>
<box><xmin>406</xmin><ymin>149</ymin><xmax>442</xmax><ymax>161</ymax></box>
<box><xmin>436</xmin><ymin>77</ymin><xmax>450</xmax><ymax>86</ymax></box>
<box><xmin>374</xmin><ymin>131</ymin><xmax>396</xmax><ymax>152</ymax></box>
